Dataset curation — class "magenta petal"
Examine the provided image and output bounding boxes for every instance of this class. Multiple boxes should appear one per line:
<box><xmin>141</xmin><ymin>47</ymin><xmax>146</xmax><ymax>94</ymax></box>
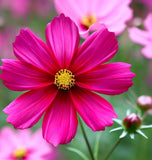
<box><xmin>80</xmin><ymin>23</ymin><xmax>106</xmax><ymax>39</ymax></box>
<box><xmin>42</xmin><ymin>91</ymin><xmax>78</xmax><ymax>147</ymax></box>
<box><xmin>71</xmin><ymin>28</ymin><xmax>118</xmax><ymax>74</ymax></box>
<box><xmin>45</xmin><ymin>14</ymin><xmax>80</xmax><ymax>69</ymax></box>
<box><xmin>13</xmin><ymin>28</ymin><xmax>58</xmax><ymax>74</ymax></box>
<box><xmin>3</xmin><ymin>86</ymin><xmax>58</xmax><ymax>129</ymax></box>
<box><xmin>76</xmin><ymin>62</ymin><xmax>135</xmax><ymax>95</ymax></box>
<box><xmin>70</xmin><ymin>87</ymin><xmax>117</xmax><ymax>131</ymax></box>
<box><xmin>0</xmin><ymin>59</ymin><xmax>53</xmax><ymax>91</ymax></box>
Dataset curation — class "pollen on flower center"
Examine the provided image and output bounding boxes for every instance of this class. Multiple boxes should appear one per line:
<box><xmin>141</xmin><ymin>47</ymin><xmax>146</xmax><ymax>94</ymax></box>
<box><xmin>81</xmin><ymin>14</ymin><xmax>97</xmax><ymax>29</ymax></box>
<box><xmin>54</xmin><ymin>69</ymin><xmax>75</xmax><ymax>90</ymax></box>
<box><xmin>13</xmin><ymin>147</ymin><xmax>27</xmax><ymax>159</ymax></box>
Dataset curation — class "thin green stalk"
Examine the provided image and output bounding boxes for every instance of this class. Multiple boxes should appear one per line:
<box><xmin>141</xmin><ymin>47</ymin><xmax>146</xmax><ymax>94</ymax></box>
<box><xmin>104</xmin><ymin>138</ymin><xmax>122</xmax><ymax>160</ymax></box>
<box><xmin>94</xmin><ymin>133</ymin><xmax>101</xmax><ymax>160</ymax></box>
<box><xmin>78</xmin><ymin>117</ymin><xmax>95</xmax><ymax>160</ymax></box>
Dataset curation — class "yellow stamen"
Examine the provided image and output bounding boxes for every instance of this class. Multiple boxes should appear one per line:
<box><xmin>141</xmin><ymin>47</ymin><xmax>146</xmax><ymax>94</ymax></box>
<box><xmin>81</xmin><ymin>15</ymin><xmax>97</xmax><ymax>29</ymax></box>
<box><xmin>13</xmin><ymin>147</ymin><xmax>27</xmax><ymax>159</ymax></box>
<box><xmin>54</xmin><ymin>69</ymin><xmax>75</xmax><ymax>90</ymax></box>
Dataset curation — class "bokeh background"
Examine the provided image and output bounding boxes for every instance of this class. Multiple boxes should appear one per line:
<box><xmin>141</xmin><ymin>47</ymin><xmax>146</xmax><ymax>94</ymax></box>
<box><xmin>0</xmin><ymin>0</ymin><xmax>152</xmax><ymax>160</ymax></box>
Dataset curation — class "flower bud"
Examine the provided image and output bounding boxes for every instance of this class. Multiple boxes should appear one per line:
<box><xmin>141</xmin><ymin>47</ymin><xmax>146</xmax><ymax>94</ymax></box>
<box><xmin>137</xmin><ymin>95</ymin><xmax>152</xmax><ymax>111</ymax></box>
<box><xmin>123</xmin><ymin>113</ymin><xmax>142</xmax><ymax>133</ymax></box>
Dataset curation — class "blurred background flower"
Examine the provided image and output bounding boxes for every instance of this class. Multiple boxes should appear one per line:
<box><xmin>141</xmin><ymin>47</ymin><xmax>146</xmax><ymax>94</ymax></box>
<box><xmin>54</xmin><ymin>0</ymin><xmax>133</xmax><ymax>38</ymax></box>
<box><xmin>128</xmin><ymin>13</ymin><xmax>152</xmax><ymax>59</ymax></box>
<box><xmin>0</xmin><ymin>0</ymin><xmax>53</xmax><ymax>19</ymax></box>
<box><xmin>0</xmin><ymin>127</ymin><xmax>57</xmax><ymax>160</ymax></box>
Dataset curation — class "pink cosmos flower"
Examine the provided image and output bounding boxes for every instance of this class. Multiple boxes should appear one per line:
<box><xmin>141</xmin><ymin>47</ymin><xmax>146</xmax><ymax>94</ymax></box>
<box><xmin>128</xmin><ymin>13</ymin><xmax>152</xmax><ymax>59</ymax></box>
<box><xmin>0</xmin><ymin>14</ymin><xmax>135</xmax><ymax>147</ymax></box>
<box><xmin>54</xmin><ymin>0</ymin><xmax>133</xmax><ymax>38</ymax></box>
<box><xmin>0</xmin><ymin>127</ymin><xmax>56</xmax><ymax>160</ymax></box>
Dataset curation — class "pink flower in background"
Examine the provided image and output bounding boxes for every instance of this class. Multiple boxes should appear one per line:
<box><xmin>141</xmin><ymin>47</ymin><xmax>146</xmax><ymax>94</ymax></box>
<box><xmin>128</xmin><ymin>13</ymin><xmax>152</xmax><ymax>59</ymax></box>
<box><xmin>54</xmin><ymin>0</ymin><xmax>133</xmax><ymax>38</ymax></box>
<box><xmin>31</xmin><ymin>0</ymin><xmax>53</xmax><ymax>18</ymax></box>
<box><xmin>0</xmin><ymin>0</ymin><xmax>30</xmax><ymax>18</ymax></box>
<box><xmin>0</xmin><ymin>26</ymin><xmax>17</xmax><ymax>59</ymax></box>
<box><xmin>0</xmin><ymin>0</ymin><xmax>52</xmax><ymax>18</ymax></box>
<box><xmin>0</xmin><ymin>14</ymin><xmax>135</xmax><ymax>146</ymax></box>
<box><xmin>0</xmin><ymin>127</ymin><xmax>56</xmax><ymax>160</ymax></box>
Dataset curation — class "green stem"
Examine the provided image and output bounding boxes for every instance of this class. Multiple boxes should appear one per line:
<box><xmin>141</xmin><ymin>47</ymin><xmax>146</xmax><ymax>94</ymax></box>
<box><xmin>104</xmin><ymin>138</ymin><xmax>122</xmax><ymax>160</ymax></box>
<box><xmin>79</xmin><ymin>117</ymin><xmax>95</xmax><ymax>160</ymax></box>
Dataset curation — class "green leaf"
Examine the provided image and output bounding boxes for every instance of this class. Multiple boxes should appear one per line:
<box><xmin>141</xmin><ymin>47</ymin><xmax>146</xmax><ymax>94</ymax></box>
<box><xmin>67</xmin><ymin>147</ymin><xmax>89</xmax><ymax>160</ymax></box>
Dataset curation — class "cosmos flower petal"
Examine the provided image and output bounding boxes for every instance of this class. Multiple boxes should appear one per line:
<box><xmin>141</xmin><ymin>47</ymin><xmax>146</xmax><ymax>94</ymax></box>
<box><xmin>13</xmin><ymin>28</ymin><xmax>58</xmax><ymax>74</ymax></box>
<box><xmin>0</xmin><ymin>59</ymin><xmax>54</xmax><ymax>91</ymax></box>
<box><xmin>128</xmin><ymin>27</ymin><xmax>150</xmax><ymax>46</ymax></box>
<box><xmin>54</xmin><ymin>0</ymin><xmax>85</xmax><ymax>24</ymax></box>
<box><xmin>45</xmin><ymin>14</ymin><xmax>80</xmax><ymax>68</ymax></box>
<box><xmin>141</xmin><ymin>44</ymin><xmax>152</xmax><ymax>59</ymax></box>
<box><xmin>144</xmin><ymin>13</ymin><xmax>152</xmax><ymax>31</ymax></box>
<box><xmin>79</xmin><ymin>23</ymin><xmax>106</xmax><ymax>39</ymax></box>
<box><xmin>76</xmin><ymin>62</ymin><xmax>135</xmax><ymax>95</ymax></box>
<box><xmin>42</xmin><ymin>91</ymin><xmax>78</xmax><ymax>147</ymax></box>
<box><xmin>0</xmin><ymin>127</ymin><xmax>18</xmax><ymax>147</ymax></box>
<box><xmin>71</xmin><ymin>28</ymin><xmax>118</xmax><ymax>74</ymax></box>
<box><xmin>97</xmin><ymin>0</ymin><xmax>132</xmax><ymax>35</ymax></box>
<box><xmin>3</xmin><ymin>86</ymin><xmax>58</xmax><ymax>129</ymax></box>
<box><xmin>128</xmin><ymin>13</ymin><xmax>152</xmax><ymax>59</ymax></box>
<box><xmin>70</xmin><ymin>87</ymin><xmax>117</xmax><ymax>131</ymax></box>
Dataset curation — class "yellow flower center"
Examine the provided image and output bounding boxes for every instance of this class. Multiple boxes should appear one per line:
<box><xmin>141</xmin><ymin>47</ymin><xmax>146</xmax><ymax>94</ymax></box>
<box><xmin>54</xmin><ymin>69</ymin><xmax>75</xmax><ymax>90</ymax></box>
<box><xmin>81</xmin><ymin>15</ymin><xmax>97</xmax><ymax>29</ymax></box>
<box><xmin>13</xmin><ymin>147</ymin><xmax>27</xmax><ymax>159</ymax></box>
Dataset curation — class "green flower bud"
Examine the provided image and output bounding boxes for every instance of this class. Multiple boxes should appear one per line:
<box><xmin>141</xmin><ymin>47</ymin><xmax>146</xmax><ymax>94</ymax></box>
<box><xmin>123</xmin><ymin>113</ymin><xmax>142</xmax><ymax>133</ymax></box>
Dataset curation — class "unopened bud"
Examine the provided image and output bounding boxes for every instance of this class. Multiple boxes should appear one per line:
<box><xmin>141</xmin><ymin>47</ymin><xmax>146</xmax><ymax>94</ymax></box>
<box><xmin>137</xmin><ymin>95</ymin><xmax>152</xmax><ymax>111</ymax></box>
<box><xmin>123</xmin><ymin>113</ymin><xmax>142</xmax><ymax>133</ymax></box>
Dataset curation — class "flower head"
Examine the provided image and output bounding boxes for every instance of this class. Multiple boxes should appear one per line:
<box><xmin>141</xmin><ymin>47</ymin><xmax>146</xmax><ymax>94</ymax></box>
<box><xmin>54</xmin><ymin>0</ymin><xmax>133</xmax><ymax>38</ymax></box>
<box><xmin>137</xmin><ymin>95</ymin><xmax>152</xmax><ymax>111</ymax></box>
<box><xmin>136</xmin><ymin>95</ymin><xmax>152</xmax><ymax>118</ymax></box>
<box><xmin>123</xmin><ymin>113</ymin><xmax>142</xmax><ymax>133</ymax></box>
<box><xmin>0</xmin><ymin>127</ymin><xmax>56</xmax><ymax>160</ymax></box>
<box><xmin>0</xmin><ymin>14</ymin><xmax>135</xmax><ymax>146</ymax></box>
<box><xmin>128</xmin><ymin>13</ymin><xmax>152</xmax><ymax>59</ymax></box>
<box><xmin>111</xmin><ymin>111</ymin><xmax>152</xmax><ymax>139</ymax></box>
